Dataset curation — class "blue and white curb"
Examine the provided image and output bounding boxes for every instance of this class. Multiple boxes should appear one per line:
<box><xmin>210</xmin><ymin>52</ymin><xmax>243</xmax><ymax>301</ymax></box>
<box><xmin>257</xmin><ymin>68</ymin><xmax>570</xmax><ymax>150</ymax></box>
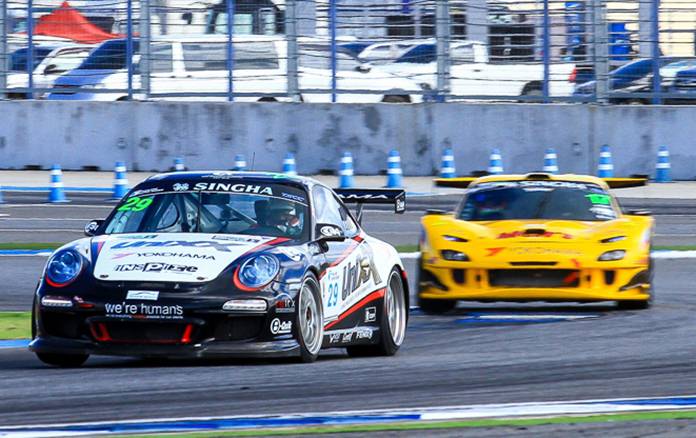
<box><xmin>0</xmin><ymin>340</ymin><xmax>29</xmax><ymax>349</ymax></box>
<box><xmin>2</xmin><ymin>395</ymin><xmax>696</xmax><ymax>437</ymax></box>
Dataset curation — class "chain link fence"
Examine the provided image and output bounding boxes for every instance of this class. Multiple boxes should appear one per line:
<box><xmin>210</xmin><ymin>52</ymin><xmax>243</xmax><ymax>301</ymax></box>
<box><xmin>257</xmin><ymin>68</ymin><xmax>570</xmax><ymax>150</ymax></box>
<box><xmin>0</xmin><ymin>0</ymin><xmax>694</xmax><ymax>103</ymax></box>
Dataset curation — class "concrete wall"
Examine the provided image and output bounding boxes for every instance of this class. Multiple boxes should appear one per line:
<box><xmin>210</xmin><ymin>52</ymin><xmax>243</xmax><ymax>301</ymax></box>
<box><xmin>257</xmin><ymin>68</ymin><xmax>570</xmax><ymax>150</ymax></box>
<box><xmin>0</xmin><ymin>101</ymin><xmax>694</xmax><ymax>179</ymax></box>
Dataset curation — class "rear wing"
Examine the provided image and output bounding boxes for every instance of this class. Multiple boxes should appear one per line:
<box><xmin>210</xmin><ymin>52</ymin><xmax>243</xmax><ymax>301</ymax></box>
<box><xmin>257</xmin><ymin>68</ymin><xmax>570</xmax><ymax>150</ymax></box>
<box><xmin>434</xmin><ymin>176</ymin><xmax>648</xmax><ymax>190</ymax></box>
<box><xmin>334</xmin><ymin>188</ymin><xmax>406</xmax><ymax>223</ymax></box>
<box><xmin>602</xmin><ymin>177</ymin><xmax>648</xmax><ymax>189</ymax></box>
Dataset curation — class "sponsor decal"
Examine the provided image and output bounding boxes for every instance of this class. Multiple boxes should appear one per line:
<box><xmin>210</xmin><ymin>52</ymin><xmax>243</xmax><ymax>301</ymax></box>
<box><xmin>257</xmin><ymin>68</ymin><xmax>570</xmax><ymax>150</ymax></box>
<box><xmin>193</xmin><ymin>182</ymin><xmax>273</xmax><ymax>195</ymax></box>
<box><xmin>342</xmin><ymin>332</ymin><xmax>353</xmax><ymax>343</ymax></box>
<box><xmin>355</xmin><ymin>327</ymin><xmax>373</xmax><ymax>340</ymax></box>
<box><xmin>270</xmin><ymin>318</ymin><xmax>292</xmax><ymax>335</ymax></box>
<box><xmin>507</xmin><ymin>247</ymin><xmax>582</xmax><ymax>256</ymax></box>
<box><xmin>341</xmin><ymin>257</ymin><xmax>380</xmax><ymax>301</ymax></box>
<box><xmin>275</xmin><ymin>294</ymin><xmax>296</xmax><ymax>313</ymax></box>
<box><xmin>112</xmin><ymin>252</ymin><xmax>215</xmax><ymax>260</ymax></box>
<box><xmin>321</xmin><ymin>225</ymin><xmax>342</xmax><ymax>237</ymax></box>
<box><xmin>111</xmin><ymin>240</ymin><xmax>249</xmax><ymax>252</ymax></box>
<box><xmin>84</xmin><ymin>221</ymin><xmax>100</xmax><ymax>235</ymax></box>
<box><xmin>329</xmin><ymin>333</ymin><xmax>341</xmax><ymax>344</ymax></box>
<box><xmin>281</xmin><ymin>192</ymin><xmax>306</xmax><ymax>203</ymax></box>
<box><xmin>474</xmin><ymin>180</ymin><xmax>599</xmax><ymax>191</ymax></box>
<box><xmin>586</xmin><ymin>194</ymin><xmax>611</xmax><ymax>205</ymax></box>
<box><xmin>485</xmin><ymin>247</ymin><xmax>505</xmax><ymax>257</ymax></box>
<box><xmin>364</xmin><ymin>306</ymin><xmax>377</xmax><ymax>323</ymax></box>
<box><xmin>114</xmin><ymin>234</ymin><xmax>158</xmax><ymax>239</ymax></box>
<box><xmin>126</xmin><ymin>290</ymin><xmax>159</xmax><ymax>301</ymax></box>
<box><xmin>173</xmin><ymin>183</ymin><xmax>189</xmax><ymax>191</ymax></box>
<box><xmin>497</xmin><ymin>231</ymin><xmax>573</xmax><ymax>240</ymax></box>
<box><xmin>129</xmin><ymin>188</ymin><xmax>164</xmax><ymax>197</ymax></box>
<box><xmin>114</xmin><ymin>263</ymin><xmax>198</xmax><ymax>274</ymax></box>
<box><xmin>211</xmin><ymin>235</ymin><xmax>262</xmax><ymax>243</ymax></box>
<box><xmin>105</xmin><ymin>301</ymin><xmax>183</xmax><ymax>319</ymax></box>
<box><xmin>396</xmin><ymin>196</ymin><xmax>406</xmax><ymax>212</ymax></box>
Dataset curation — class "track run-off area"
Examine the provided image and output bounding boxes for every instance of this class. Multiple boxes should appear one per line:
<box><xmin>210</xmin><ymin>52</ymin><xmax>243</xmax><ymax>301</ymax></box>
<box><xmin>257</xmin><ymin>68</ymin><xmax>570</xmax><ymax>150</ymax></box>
<box><xmin>3</xmin><ymin>191</ymin><xmax>696</xmax><ymax>436</ymax></box>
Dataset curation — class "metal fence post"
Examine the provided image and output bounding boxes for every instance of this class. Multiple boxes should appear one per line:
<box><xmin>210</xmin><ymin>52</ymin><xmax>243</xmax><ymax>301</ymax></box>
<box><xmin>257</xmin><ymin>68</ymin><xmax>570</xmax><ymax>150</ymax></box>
<box><xmin>286</xmin><ymin>0</ymin><xmax>299</xmax><ymax>102</ymax></box>
<box><xmin>435</xmin><ymin>0</ymin><xmax>450</xmax><ymax>101</ymax></box>
<box><xmin>0</xmin><ymin>0</ymin><xmax>6</xmax><ymax>96</ymax></box>
<box><xmin>651</xmin><ymin>0</ymin><xmax>661</xmax><ymax>105</ymax></box>
<box><xmin>126</xmin><ymin>0</ymin><xmax>134</xmax><ymax>100</ymax></box>
<box><xmin>27</xmin><ymin>0</ymin><xmax>34</xmax><ymax>99</ymax></box>
<box><xmin>226</xmin><ymin>0</ymin><xmax>235</xmax><ymax>102</ymax></box>
<box><xmin>140</xmin><ymin>0</ymin><xmax>151</xmax><ymax>99</ymax></box>
<box><xmin>542</xmin><ymin>0</ymin><xmax>550</xmax><ymax>101</ymax></box>
<box><xmin>329</xmin><ymin>0</ymin><xmax>337</xmax><ymax>103</ymax></box>
<box><xmin>592</xmin><ymin>0</ymin><xmax>608</xmax><ymax>103</ymax></box>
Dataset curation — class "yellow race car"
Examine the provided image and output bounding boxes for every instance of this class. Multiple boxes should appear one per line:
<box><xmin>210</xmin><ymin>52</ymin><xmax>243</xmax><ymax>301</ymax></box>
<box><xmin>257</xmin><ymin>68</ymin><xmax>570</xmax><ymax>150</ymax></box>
<box><xmin>418</xmin><ymin>173</ymin><xmax>654</xmax><ymax>313</ymax></box>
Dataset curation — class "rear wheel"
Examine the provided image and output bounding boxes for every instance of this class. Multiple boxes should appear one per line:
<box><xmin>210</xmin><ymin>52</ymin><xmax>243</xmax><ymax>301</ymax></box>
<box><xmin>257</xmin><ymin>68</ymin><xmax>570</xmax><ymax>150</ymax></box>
<box><xmin>296</xmin><ymin>274</ymin><xmax>323</xmax><ymax>363</ymax></box>
<box><xmin>347</xmin><ymin>268</ymin><xmax>407</xmax><ymax>357</ymax></box>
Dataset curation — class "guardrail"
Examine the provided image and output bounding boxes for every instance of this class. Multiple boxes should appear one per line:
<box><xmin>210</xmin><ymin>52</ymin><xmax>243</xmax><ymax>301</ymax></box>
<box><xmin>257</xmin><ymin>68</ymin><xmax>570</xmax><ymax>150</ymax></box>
<box><xmin>0</xmin><ymin>0</ymin><xmax>694</xmax><ymax>104</ymax></box>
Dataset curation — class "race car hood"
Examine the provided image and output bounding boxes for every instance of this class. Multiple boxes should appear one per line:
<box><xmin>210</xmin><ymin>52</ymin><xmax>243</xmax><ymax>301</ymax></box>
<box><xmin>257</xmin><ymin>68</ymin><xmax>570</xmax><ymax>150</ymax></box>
<box><xmin>424</xmin><ymin>216</ymin><xmax>646</xmax><ymax>244</ymax></box>
<box><xmin>91</xmin><ymin>233</ymin><xmax>279</xmax><ymax>283</ymax></box>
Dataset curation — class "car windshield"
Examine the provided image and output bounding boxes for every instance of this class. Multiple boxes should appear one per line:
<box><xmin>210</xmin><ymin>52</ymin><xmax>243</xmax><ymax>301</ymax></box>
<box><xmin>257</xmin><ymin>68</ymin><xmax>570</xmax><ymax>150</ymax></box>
<box><xmin>78</xmin><ymin>39</ymin><xmax>139</xmax><ymax>70</ymax></box>
<box><xmin>10</xmin><ymin>47</ymin><xmax>54</xmax><ymax>71</ymax></box>
<box><xmin>103</xmin><ymin>181</ymin><xmax>310</xmax><ymax>241</ymax></box>
<box><xmin>458</xmin><ymin>181</ymin><xmax>617</xmax><ymax>222</ymax></box>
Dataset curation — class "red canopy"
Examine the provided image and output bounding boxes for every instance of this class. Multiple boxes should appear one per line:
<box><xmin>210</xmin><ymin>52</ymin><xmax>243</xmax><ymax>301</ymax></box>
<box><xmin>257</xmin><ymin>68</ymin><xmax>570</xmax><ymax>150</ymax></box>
<box><xmin>33</xmin><ymin>1</ymin><xmax>123</xmax><ymax>44</ymax></box>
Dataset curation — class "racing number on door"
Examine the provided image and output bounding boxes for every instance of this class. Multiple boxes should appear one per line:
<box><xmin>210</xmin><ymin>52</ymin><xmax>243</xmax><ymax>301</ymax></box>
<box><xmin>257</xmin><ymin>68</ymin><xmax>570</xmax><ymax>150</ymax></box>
<box><xmin>327</xmin><ymin>282</ymin><xmax>339</xmax><ymax>307</ymax></box>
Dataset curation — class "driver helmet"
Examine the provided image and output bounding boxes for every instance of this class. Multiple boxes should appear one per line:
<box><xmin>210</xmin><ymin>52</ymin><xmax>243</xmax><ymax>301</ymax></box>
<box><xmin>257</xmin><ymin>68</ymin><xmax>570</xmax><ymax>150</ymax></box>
<box><xmin>266</xmin><ymin>199</ymin><xmax>301</xmax><ymax>234</ymax></box>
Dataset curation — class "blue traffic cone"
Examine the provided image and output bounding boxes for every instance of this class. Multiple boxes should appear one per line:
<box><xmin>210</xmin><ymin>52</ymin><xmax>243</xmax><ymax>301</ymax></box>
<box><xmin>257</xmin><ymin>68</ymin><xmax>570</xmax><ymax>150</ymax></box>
<box><xmin>339</xmin><ymin>152</ymin><xmax>355</xmax><ymax>188</ymax></box>
<box><xmin>173</xmin><ymin>157</ymin><xmax>185</xmax><ymax>171</ymax></box>
<box><xmin>233</xmin><ymin>154</ymin><xmax>247</xmax><ymax>171</ymax></box>
<box><xmin>440</xmin><ymin>148</ymin><xmax>456</xmax><ymax>178</ymax></box>
<box><xmin>48</xmin><ymin>164</ymin><xmax>68</xmax><ymax>203</ymax></box>
<box><xmin>283</xmin><ymin>153</ymin><xmax>298</xmax><ymax>176</ymax></box>
<box><xmin>543</xmin><ymin>148</ymin><xmax>559</xmax><ymax>174</ymax></box>
<box><xmin>112</xmin><ymin>161</ymin><xmax>128</xmax><ymax>200</ymax></box>
<box><xmin>386</xmin><ymin>149</ymin><xmax>403</xmax><ymax>188</ymax></box>
<box><xmin>488</xmin><ymin>148</ymin><xmax>504</xmax><ymax>175</ymax></box>
<box><xmin>597</xmin><ymin>144</ymin><xmax>614</xmax><ymax>178</ymax></box>
<box><xmin>655</xmin><ymin>145</ymin><xmax>671</xmax><ymax>183</ymax></box>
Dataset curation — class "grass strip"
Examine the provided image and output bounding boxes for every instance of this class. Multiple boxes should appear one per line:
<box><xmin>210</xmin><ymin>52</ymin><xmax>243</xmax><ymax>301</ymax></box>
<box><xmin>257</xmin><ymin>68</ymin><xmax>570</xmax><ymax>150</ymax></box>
<box><xmin>119</xmin><ymin>410</ymin><xmax>696</xmax><ymax>437</ymax></box>
<box><xmin>0</xmin><ymin>242</ymin><xmax>63</xmax><ymax>250</ymax></box>
<box><xmin>0</xmin><ymin>312</ymin><xmax>31</xmax><ymax>339</ymax></box>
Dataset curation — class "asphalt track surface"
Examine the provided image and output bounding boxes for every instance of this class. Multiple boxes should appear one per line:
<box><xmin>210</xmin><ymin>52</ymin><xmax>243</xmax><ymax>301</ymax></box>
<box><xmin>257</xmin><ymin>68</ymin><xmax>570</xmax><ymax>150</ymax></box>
<box><xmin>3</xmin><ymin>193</ymin><xmax>696</xmax><ymax>435</ymax></box>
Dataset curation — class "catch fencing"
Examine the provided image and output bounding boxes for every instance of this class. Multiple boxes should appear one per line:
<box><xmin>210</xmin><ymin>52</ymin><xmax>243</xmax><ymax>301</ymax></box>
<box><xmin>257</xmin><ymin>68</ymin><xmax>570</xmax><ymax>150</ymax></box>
<box><xmin>0</xmin><ymin>0</ymin><xmax>694</xmax><ymax>103</ymax></box>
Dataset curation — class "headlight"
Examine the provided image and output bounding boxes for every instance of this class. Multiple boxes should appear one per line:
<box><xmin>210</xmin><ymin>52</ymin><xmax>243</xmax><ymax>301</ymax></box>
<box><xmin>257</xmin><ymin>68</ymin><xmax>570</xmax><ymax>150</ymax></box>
<box><xmin>441</xmin><ymin>250</ymin><xmax>469</xmax><ymax>261</ymax></box>
<box><xmin>598</xmin><ymin>250</ymin><xmax>626</xmax><ymax>261</ymax></box>
<box><xmin>443</xmin><ymin>235</ymin><xmax>469</xmax><ymax>243</ymax></box>
<box><xmin>601</xmin><ymin>236</ymin><xmax>626</xmax><ymax>243</ymax></box>
<box><xmin>237</xmin><ymin>255</ymin><xmax>280</xmax><ymax>289</ymax></box>
<box><xmin>46</xmin><ymin>249</ymin><xmax>83</xmax><ymax>286</ymax></box>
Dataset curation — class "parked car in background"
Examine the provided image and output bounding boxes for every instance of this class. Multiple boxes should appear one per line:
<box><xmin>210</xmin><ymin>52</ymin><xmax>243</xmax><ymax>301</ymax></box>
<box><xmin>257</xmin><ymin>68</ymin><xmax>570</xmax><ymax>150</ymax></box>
<box><xmin>602</xmin><ymin>59</ymin><xmax>696</xmax><ymax>104</ymax></box>
<box><xmin>573</xmin><ymin>57</ymin><xmax>696</xmax><ymax>97</ymax></box>
<box><xmin>357</xmin><ymin>40</ymin><xmax>422</xmax><ymax>65</ymax></box>
<box><xmin>5</xmin><ymin>43</ymin><xmax>93</xmax><ymax>99</ymax></box>
<box><xmin>47</xmin><ymin>35</ymin><xmax>423</xmax><ymax>103</ymax></box>
<box><xmin>374</xmin><ymin>40</ymin><xmax>576</xmax><ymax>98</ymax></box>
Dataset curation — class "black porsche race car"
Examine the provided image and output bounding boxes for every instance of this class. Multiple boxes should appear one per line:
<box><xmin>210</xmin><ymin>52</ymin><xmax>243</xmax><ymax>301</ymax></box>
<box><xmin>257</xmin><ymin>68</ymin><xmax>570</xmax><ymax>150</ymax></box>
<box><xmin>30</xmin><ymin>171</ymin><xmax>409</xmax><ymax>366</ymax></box>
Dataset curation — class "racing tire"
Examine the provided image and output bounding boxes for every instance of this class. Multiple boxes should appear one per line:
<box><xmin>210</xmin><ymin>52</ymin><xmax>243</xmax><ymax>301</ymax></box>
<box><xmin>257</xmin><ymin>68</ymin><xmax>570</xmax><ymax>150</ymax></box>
<box><xmin>616</xmin><ymin>254</ymin><xmax>654</xmax><ymax>311</ymax></box>
<box><xmin>296</xmin><ymin>273</ymin><xmax>324</xmax><ymax>363</ymax></box>
<box><xmin>417</xmin><ymin>296</ymin><xmax>457</xmax><ymax>314</ymax></box>
<box><xmin>347</xmin><ymin>267</ymin><xmax>407</xmax><ymax>357</ymax></box>
<box><xmin>36</xmin><ymin>352</ymin><xmax>89</xmax><ymax>368</ymax></box>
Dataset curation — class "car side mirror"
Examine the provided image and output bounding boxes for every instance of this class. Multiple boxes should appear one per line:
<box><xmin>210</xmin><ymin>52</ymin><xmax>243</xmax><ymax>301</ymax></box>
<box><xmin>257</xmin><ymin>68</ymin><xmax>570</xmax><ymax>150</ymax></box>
<box><xmin>625</xmin><ymin>209</ymin><xmax>651</xmax><ymax>216</ymax></box>
<box><xmin>84</xmin><ymin>219</ymin><xmax>104</xmax><ymax>236</ymax></box>
<box><xmin>43</xmin><ymin>64</ymin><xmax>61</xmax><ymax>75</ymax></box>
<box><xmin>315</xmin><ymin>223</ymin><xmax>346</xmax><ymax>242</ymax></box>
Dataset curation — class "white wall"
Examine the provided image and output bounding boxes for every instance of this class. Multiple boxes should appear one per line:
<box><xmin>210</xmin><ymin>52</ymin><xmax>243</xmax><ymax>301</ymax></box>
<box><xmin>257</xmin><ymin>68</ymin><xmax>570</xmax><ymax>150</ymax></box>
<box><xmin>0</xmin><ymin>101</ymin><xmax>692</xmax><ymax>178</ymax></box>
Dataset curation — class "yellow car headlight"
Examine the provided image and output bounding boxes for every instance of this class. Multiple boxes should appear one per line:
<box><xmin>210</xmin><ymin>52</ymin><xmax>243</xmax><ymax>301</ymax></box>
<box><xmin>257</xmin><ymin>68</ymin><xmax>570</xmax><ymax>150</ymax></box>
<box><xmin>598</xmin><ymin>250</ymin><xmax>626</xmax><ymax>261</ymax></box>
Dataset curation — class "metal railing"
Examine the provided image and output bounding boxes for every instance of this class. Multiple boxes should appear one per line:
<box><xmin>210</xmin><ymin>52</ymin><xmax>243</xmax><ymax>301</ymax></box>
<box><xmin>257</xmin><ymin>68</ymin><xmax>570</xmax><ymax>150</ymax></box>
<box><xmin>1</xmin><ymin>0</ymin><xmax>695</xmax><ymax>104</ymax></box>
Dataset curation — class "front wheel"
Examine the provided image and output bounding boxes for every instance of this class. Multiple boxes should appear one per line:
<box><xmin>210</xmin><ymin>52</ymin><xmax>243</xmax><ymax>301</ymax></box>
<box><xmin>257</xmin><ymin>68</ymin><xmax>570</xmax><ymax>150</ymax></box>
<box><xmin>347</xmin><ymin>268</ymin><xmax>407</xmax><ymax>357</ymax></box>
<box><xmin>296</xmin><ymin>274</ymin><xmax>324</xmax><ymax>363</ymax></box>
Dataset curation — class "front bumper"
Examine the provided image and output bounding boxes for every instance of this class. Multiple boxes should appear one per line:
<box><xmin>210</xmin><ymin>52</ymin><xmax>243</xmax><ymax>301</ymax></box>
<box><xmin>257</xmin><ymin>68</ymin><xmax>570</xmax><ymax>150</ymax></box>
<box><xmin>419</xmin><ymin>262</ymin><xmax>651</xmax><ymax>302</ymax></box>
